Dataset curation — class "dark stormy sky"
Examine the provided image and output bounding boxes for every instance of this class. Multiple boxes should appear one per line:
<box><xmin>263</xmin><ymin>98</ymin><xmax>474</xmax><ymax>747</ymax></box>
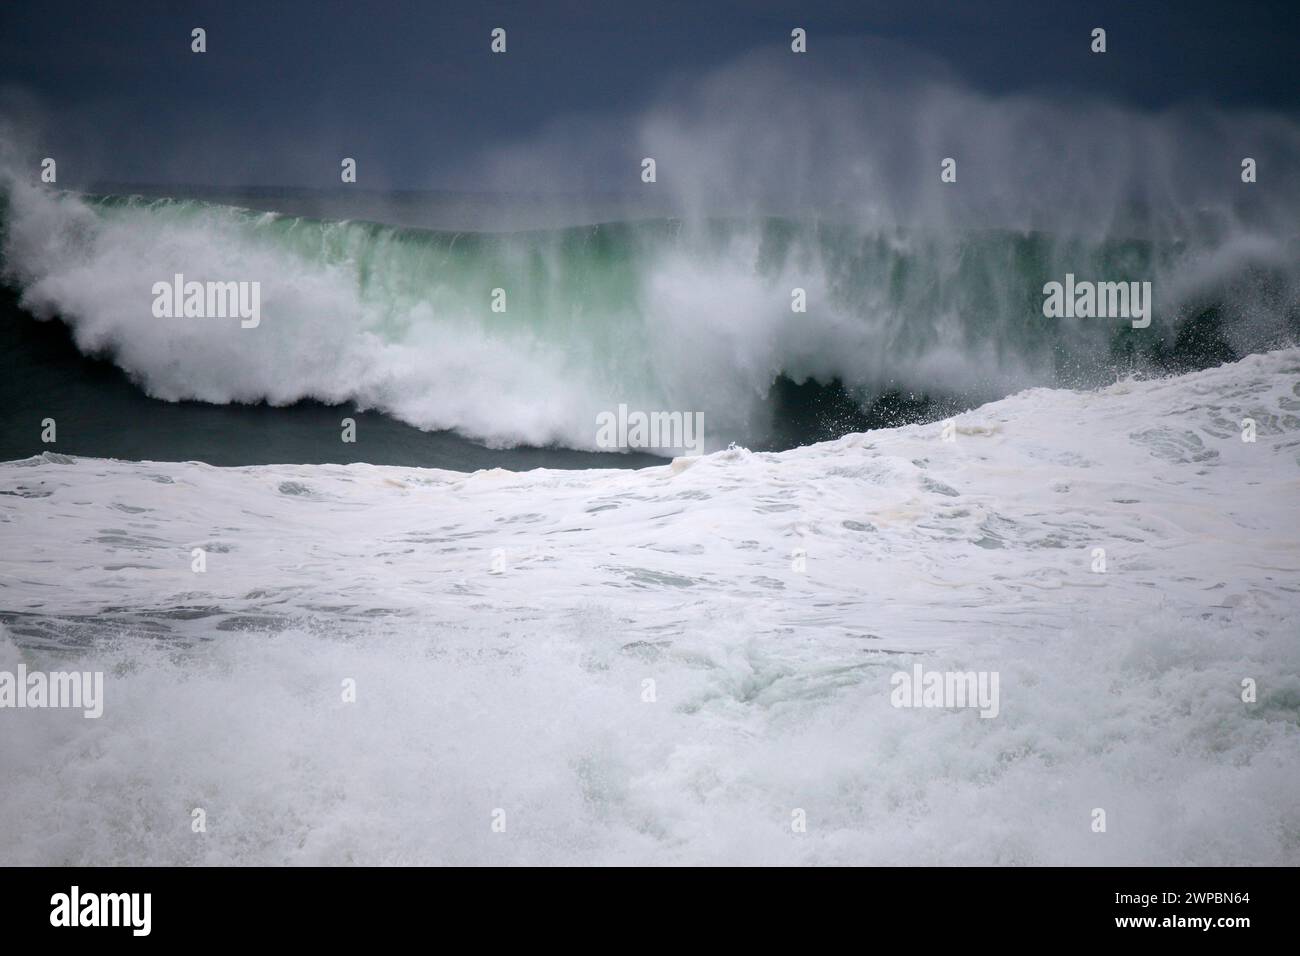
<box><xmin>1</xmin><ymin>0</ymin><xmax>1297</xmax><ymax>192</ymax></box>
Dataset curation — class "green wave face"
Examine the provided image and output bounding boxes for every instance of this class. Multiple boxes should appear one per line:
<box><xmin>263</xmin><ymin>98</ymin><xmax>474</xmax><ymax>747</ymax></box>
<box><xmin>3</xmin><ymin>184</ymin><xmax>1299</xmax><ymax>453</ymax></box>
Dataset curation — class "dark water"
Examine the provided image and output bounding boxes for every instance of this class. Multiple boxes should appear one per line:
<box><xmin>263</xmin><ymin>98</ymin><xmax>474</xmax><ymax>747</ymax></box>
<box><xmin>0</xmin><ymin>287</ymin><xmax>664</xmax><ymax>470</ymax></box>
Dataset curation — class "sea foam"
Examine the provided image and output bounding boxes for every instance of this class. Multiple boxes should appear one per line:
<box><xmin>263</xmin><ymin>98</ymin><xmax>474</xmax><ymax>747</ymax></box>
<box><xmin>1</xmin><ymin>350</ymin><xmax>1297</xmax><ymax>864</ymax></box>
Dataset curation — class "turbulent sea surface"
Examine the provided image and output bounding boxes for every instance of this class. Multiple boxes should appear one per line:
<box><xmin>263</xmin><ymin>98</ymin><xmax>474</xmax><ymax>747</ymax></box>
<box><xmin>1</xmin><ymin>142</ymin><xmax>1299</xmax><ymax>864</ymax></box>
<box><xmin>2</xmin><ymin>349</ymin><xmax>1298</xmax><ymax>865</ymax></box>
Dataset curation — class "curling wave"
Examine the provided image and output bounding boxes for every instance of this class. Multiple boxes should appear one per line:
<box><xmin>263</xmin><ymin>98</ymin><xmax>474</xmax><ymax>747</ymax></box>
<box><xmin>1</xmin><ymin>173</ymin><xmax>1298</xmax><ymax>454</ymax></box>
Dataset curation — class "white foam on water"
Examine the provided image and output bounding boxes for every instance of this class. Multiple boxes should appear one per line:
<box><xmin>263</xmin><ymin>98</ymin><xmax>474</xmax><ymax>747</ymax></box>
<box><xmin>0</xmin><ymin>350</ymin><xmax>1298</xmax><ymax>864</ymax></box>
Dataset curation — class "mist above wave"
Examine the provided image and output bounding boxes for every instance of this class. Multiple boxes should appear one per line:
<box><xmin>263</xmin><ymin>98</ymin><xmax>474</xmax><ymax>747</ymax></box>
<box><xmin>1</xmin><ymin>40</ymin><xmax>1297</xmax><ymax>453</ymax></box>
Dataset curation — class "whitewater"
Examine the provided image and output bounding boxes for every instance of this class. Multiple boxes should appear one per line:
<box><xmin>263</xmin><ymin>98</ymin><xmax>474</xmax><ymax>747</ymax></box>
<box><xmin>1</xmin><ymin>348</ymin><xmax>1297</xmax><ymax>865</ymax></box>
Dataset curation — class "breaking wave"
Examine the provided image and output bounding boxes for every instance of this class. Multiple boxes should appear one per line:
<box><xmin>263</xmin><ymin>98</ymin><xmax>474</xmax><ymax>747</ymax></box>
<box><xmin>2</xmin><ymin>181</ymin><xmax>1296</xmax><ymax>454</ymax></box>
